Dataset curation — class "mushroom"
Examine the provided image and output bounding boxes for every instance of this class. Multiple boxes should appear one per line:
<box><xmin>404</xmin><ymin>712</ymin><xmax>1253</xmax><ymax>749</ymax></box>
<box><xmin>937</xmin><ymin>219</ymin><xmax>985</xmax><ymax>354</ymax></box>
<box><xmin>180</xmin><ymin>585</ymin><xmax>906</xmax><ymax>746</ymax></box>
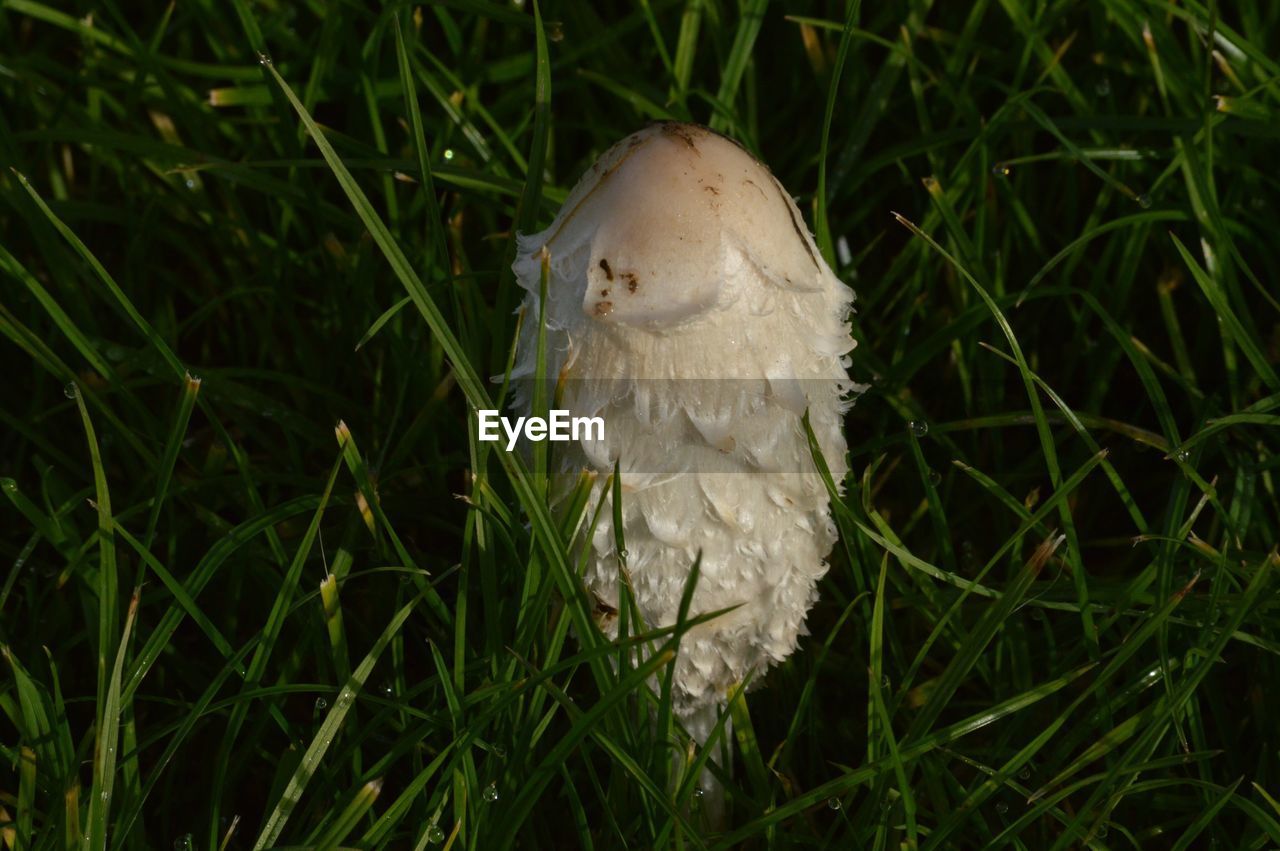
<box><xmin>510</xmin><ymin>122</ymin><xmax>857</xmax><ymax>811</ymax></box>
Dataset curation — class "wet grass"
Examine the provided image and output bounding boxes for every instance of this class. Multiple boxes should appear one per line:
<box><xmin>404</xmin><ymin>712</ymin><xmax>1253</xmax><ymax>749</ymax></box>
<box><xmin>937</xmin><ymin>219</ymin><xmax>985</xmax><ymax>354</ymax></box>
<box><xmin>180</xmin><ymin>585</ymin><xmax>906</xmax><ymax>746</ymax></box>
<box><xmin>2</xmin><ymin>1</ymin><xmax>1280</xmax><ymax>848</ymax></box>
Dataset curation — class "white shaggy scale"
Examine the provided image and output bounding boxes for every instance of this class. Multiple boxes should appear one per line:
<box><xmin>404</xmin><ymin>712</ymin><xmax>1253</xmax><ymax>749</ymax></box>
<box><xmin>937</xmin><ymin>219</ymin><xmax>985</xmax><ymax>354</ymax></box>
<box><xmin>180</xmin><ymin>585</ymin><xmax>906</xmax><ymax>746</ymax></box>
<box><xmin>511</xmin><ymin>123</ymin><xmax>856</xmax><ymax>748</ymax></box>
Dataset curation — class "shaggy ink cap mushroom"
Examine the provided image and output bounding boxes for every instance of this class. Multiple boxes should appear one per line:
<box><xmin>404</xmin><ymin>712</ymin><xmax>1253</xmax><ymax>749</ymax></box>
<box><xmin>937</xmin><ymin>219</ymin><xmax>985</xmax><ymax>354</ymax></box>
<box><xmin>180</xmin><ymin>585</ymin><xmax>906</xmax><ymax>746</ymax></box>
<box><xmin>509</xmin><ymin>124</ymin><xmax>858</xmax><ymax>765</ymax></box>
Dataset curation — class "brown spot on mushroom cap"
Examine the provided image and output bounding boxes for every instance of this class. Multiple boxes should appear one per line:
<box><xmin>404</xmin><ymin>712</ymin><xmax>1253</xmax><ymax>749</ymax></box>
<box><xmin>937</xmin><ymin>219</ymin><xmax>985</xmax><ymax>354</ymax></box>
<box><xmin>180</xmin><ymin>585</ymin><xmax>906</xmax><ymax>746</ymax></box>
<box><xmin>594</xmin><ymin>300</ymin><xmax>614</xmax><ymax>316</ymax></box>
<box><xmin>599</xmin><ymin>258</ymin><xmax>614</xmax><ymax>280</ymax></box>
<box><xmin>659</xmin><ymin>121</ymin><xmax>702</xmax><ymax>153</ymax></box>
<box><xmin>600</xmin><ymin>289</ymin><xmax>610</xmax><ymax>297</ymax></box>
<box><xmin>623</xmin><ymin>272</ymin><xmax>639</xmax><ymax>293</ymax></box>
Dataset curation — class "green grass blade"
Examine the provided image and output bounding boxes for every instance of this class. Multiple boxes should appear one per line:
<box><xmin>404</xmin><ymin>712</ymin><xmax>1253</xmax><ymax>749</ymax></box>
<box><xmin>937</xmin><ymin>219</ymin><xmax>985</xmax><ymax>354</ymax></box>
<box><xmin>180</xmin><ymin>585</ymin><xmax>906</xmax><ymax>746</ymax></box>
<box><xmin>1171</xmin><ymin>233</ymin><xmax>1280</xmax><ymax>392</ymax></box>
<box><xmin>86</xmin><ymin>590</ymin><xmax>139</xmax><ymax>851</ymax></box>
<box><xmin>71</xmin><ymin>385</ymin><xmax>119</xmax><ymax>716</ymax></box>
<box><xmin>254</xmin><ymin>592</ymin><xmax>423</xmax><ymax>848</ymax></box>
<box><xmin>142</xmin><ymin>373</ymin><xmax>201</xmax><ymax>550</ymax></box>
<box><xmin>212</xmin><ymin>451</ymin><xmax>345</xmax><ymax>845</ymax></box>
<box><xmin>709</xmin><ymin>0</ymin><xmax>767</xmax><ymax>133</ymax></box>
<box><xmin>16</xmin><ymin>745</ymin><xmax>36</xmax><ymax>851</ymax></box>
<box><xmin>310</xmin><ymin>778</ymin><xmax>384</xmax><ymax>848</ymax></box>
<box><xmin>814</xmin><ymin>0</ymin><xmax>860</xmax><ymax>265</ymax></box>
<box><xmin>15</xmin><ymin>171</ymin><xmax>187</xmax><ymax>381</ymax></box>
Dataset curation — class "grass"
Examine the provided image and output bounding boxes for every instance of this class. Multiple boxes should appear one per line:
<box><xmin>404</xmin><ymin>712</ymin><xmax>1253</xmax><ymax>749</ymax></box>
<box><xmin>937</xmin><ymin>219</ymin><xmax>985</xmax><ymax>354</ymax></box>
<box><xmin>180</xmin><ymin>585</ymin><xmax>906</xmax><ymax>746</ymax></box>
<box><xmin>2</xmin><ymin>0</ymin><xmax>1279</xmax><ymax>848</ymax></box>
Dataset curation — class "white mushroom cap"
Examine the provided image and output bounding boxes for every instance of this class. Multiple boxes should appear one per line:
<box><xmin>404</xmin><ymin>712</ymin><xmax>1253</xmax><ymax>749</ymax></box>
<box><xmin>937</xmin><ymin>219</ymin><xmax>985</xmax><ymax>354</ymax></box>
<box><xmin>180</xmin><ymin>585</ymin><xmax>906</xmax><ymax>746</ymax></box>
<box><xmin>514</xmin><ymin>122</ymin><xmax>851</xmax><ymax>333</ymax></box>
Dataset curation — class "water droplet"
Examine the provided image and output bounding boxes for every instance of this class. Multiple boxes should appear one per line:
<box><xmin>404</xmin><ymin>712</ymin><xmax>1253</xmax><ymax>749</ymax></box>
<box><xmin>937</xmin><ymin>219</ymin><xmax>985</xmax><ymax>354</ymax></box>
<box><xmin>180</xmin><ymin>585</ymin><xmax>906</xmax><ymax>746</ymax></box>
<box><xmin>482</xmin><ymin>782</ymin><xmax>499</xmax><ymax>803</ymax></box>
<box><xmin>1174</xmin><ymin>448</ymin><xmax>1190</xmax><ymax>463</ymax></box>
<box><xmin>314</xmin><ymin>696</ymin><xmax>328</xmax><ymax>711</ymax></box>
<box><xmin>836</xmin><ymin>235</ymin><xmax>852</xmax><ymax>266</ymax></box>
<box><xmin>827</xmin><ymin>797</ymin><xmax>842</xmax><ymax>811</ymax></box>
<box><xmin>185</xmin><ymin>178</ymin><xmax>197</xmax><ymax>190</ymax></box>
<box><xmin>1136</xmin><ymin>193</ymin><xmax>1152</xmax><ymax>209</ymax></box>
<box><xmin>996</xmin><ymin>801</ymin><xmax>1009</xmax><ymax>815</ymax></box>
<box><xmin>1019</xmin><ymin>765</ymin><xmax>1032</xmax><ymax>780</ymax></box>
<box><xmin>693</xmin><ymin>787</ymin><xmax>705</xmax><ymax>799</ymax></box>
<box><xmin>927</xmin><ymin>469</ymin><xmax>942</xmax><ymax>487</ymax></box>
<box><xmin>1097</xmin><ymin>824</ymin><xmax>1109</xmax><ymax>838</ymax></box>
<box><xmin>618</xmin><ymin>548</ymin><xmax>630</xmax><ymax>560</ymax></box>
<box><xmin>382</xmin><ymin>683</ymin><xmax>394</xmax><ymax>697</ymax></box>
<box><xmin>2</xmin><ymin>479</ymin><xmax>16</xmax><ymax>492</ymax></box>
<box><xmin>257</xmin><ymin>50</ymin><xmax>273</xmax><ymax>66</ymax></box>
<box><xmin>1031</xmin><ymin>608</ymin><xmax>1047</xmax><ymax>622</ymax></box>
<box><xmin>991</xmin><ymin>163</ymin><xmax>1011</xmax><ymax>177</ymax></box>
<box><xmin>173</xmin><ymin>834</ymin><xmax>193</xmax><ymax>851</ymax></box>
<box><xmin>1095</xmin><ymin>77</ymin><xmax>1111</xmax><ymax>97</ymax></box>
<box><xmin>547</xmin><ymin>21</ymin><xmax>565</xmax><ymax>42</ymax></box>
<box><xmin>426</xmin><ymin>823</ymin><xmax>445</xmax><ymax>843</ymax></box>
<box><xmin>106</xmin><ymin>345</ymin><xmax>126</xmax><ymax>361</ymax></box>
<box><xmin>64</xmin><ymin>382</ymin><xmax>79</xmax><ymax>399</ymax></box>
<box><xmin>443</xmin><ymin>148</ymin><xmax>455</xmax><ymax>161</ymax></box>
<box><xmin>492</xmin><ymin>745</ymin><xmax>506</xmax><ymax>758</ymax></box>
<box><xmin>907</xmin><ymin>420</ymin><xmax>928</xmax><ymax>438</ymax></box>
